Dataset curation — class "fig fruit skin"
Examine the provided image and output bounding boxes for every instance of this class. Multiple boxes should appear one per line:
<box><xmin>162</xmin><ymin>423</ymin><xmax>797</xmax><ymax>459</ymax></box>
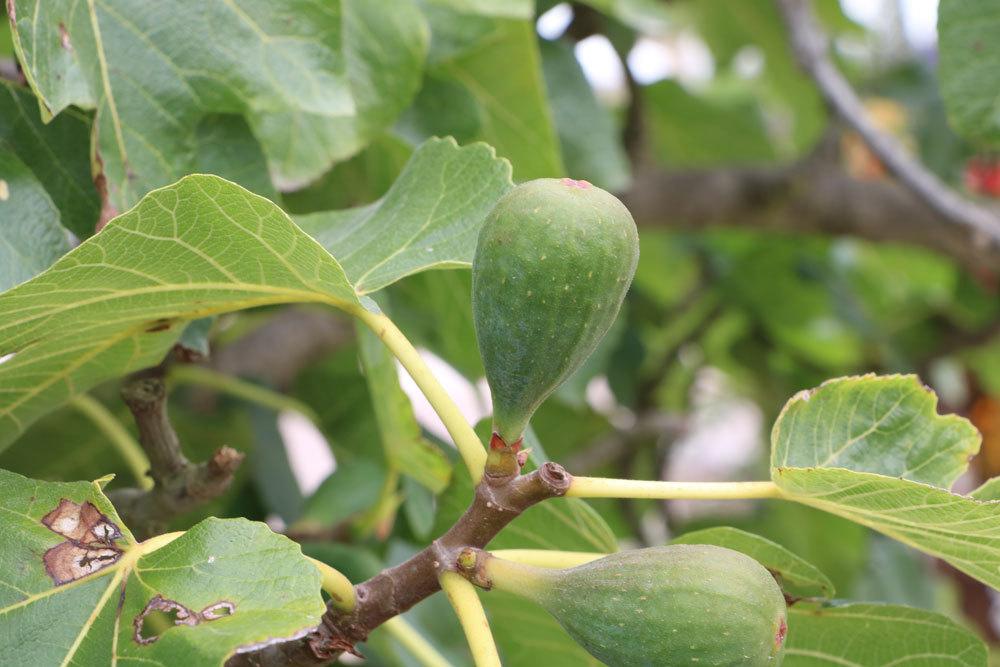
<box><xmin>488</xmin><ymin>544</ymin><xmax>787</xmax><ymax>667</ymax></box>
<box><xmin>472</xmin><ymin>178</ymin><xmax>639</xmax><ymax>445</ymax></box>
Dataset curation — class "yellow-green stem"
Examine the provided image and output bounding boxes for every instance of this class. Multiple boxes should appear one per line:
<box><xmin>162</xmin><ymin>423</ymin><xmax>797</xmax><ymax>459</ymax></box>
<box><xmin>381</xmin><ymin>616</ymin><xmax>454</xmax><ymax>667</ymax></box>
<box><xmin>439</xmin><ymin>571</ymin><xmax>501</xmax><ymax>667</ymax></box>
<box><xmin>136</xmin><ymin>531</ymin><xmax>184</xmax><ymax>555</ymax></box>
<box><xmin>488</xmin><ymin>549</ymin><xmax>605</xmax><ymax>569</ymax></box>
<box><xmin>70</xmin><ymin>394</ymin><xmax>152</xmax><ymax>490</ymax></box>
<box><xmin>567</xmin><ymin>476</ymin><xmax>783</xmax><ymax>500</ymax></box>
<box><xmin>168</xmin><ymin>364</ymin><xmax>319</xmax><ymax>422</ymax></box>
<box><xmin>305</xmin><ymin>556</ymin><xmax>356</xmax><ymax>612</ymax></box>
<box><xmin>354</xmin><ymin>308</ymin><xmax>487</xmax><ymax>483</ymax></box>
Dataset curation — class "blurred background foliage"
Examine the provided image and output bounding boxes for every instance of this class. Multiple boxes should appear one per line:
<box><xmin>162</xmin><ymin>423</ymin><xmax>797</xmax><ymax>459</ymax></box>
<box><xmin>2</xmin><ymin>0</ymin><xmax>1000</xmax><ymax>662</ymax></box>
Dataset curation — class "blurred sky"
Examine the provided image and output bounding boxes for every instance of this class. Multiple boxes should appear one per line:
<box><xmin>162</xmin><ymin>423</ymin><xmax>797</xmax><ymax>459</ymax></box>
<box><xmin>540</xmin><ymin>0</ymin><xmax>940</xmax><ymax>96</ymax></box>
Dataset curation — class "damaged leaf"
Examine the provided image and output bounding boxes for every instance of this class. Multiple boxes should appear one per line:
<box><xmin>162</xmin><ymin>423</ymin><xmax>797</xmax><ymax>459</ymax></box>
<box><xmin>0</xmin><ymin>469</ymin><xmax>325</xmax><ymax>665</ymax></box>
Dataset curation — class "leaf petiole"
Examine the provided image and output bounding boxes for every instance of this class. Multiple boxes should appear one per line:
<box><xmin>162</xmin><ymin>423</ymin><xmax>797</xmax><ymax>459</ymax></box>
<box><xmin>380</xmin><ymin>615</ymin><xmax>454</xmax><ymax>667</ymax></box>
<box><xmin>439</xmin><ymin>571</ymin><xmax>501</xmax><ymax>667</ymax></box>
<box><xmin>69</xmin><ymin>394</ymin><xmax>152</xmax><ymax>490</ymax></box>
<box><xmin>305</xmin><ymin>556</ymin><xmax>356</xmax><ymax>612</ymax></box>
<box><xmin>352</xmin><ymin>307</ymin><xmax>488</xmax><ymax>483</ymax></box>
<box><xmin>487</xmin><ymin>549</ymin><xmax>605</xmax><ymax>569</ymax></box>
<box><xmin>566</xmin><ymin>476</ymin><xmax>783</xmax><ymax>500</ymax></box>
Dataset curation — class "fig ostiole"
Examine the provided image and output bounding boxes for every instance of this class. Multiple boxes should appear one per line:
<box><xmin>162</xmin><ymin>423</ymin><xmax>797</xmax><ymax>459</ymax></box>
<box><xmin>472</xmin><ymin>545</ymin><xmax>788</xmax><ymax>666</ymax></box>
<box><xmin>473</xmin><ymin>178</ymin><xmax>639</xmax><ymax>453</ymax></box>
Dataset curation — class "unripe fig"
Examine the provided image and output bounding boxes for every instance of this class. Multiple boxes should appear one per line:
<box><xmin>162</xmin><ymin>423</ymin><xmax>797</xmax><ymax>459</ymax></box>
<box><xmin>473</xmin><ymin>178</ymin><xmax>639</xmax><ymax>447</ymax></box>
<box><xmin>480</xmin><ymin>545</ymin><xmax>787</xmax><ymax>666</ymax></box>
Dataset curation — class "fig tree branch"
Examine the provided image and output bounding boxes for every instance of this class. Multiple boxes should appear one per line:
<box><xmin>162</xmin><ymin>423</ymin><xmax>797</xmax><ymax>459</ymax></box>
<box><xmin>621</xmin><ymin>127</ymin><xmax>1000</xmax><ymax>274</ymax></box>
<box><xmin>227</xmin><ymin>463</ymin><xmax>572</xmax><ymax>666</ymax></box>
<box><xmin>107</xmin><ymin>369</ymin><xmax>244</xmax><ymax>538</ymax></box>
<box><xmin>776</xmin><ymin>0</ymin><xmax>1000</xmax><ymax>251</ymax></box>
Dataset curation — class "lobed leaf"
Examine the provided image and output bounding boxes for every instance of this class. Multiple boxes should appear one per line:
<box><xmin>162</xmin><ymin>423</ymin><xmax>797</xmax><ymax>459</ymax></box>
<box><xmin>769</xmin><ymin>374</ymin><xmax>1000</xmax><ymax>593</ymax></box>
<box><xmin>771</xmin><ymin>374</ymin><xmax>980</xmax><ymax>489</ymax></box>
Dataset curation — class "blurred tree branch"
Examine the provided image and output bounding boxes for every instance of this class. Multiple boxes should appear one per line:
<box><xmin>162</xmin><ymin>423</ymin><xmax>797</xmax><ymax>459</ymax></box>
<box><xmin>775</xmin><ymin>0</ymin><xmax>1000</xmax><ymax>259</ymax></box>
<box><xmin>622</xmin><ymin>126</ymin><xmax>1000</xmax><ymax>273</ymax></box>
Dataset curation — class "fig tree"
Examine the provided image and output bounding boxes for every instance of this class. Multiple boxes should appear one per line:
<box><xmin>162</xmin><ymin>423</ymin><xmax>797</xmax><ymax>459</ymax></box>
<box><xmin>478</xmin><ymin>544</ymin><xmax>787</xmax><ymax>666</ymax></box>
<box><xmin>472</xmin><ymin>178</ymin><xmax>639</xmax><ymax>450</ymax></box>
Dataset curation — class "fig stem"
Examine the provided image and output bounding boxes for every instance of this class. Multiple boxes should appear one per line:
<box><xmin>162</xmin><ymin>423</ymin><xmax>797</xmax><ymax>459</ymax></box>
<box><xmin>567</xmin><ymin>477</ymin><xmax>783</xmax><ymax>500</ymax></box>
<box><xmin>489</xmin><ymin>549</ymin><xmax>604</xmax><ymax>569</ymax></box>
<box><xmin>380</xmin><ymin>616</ymin><xmax>454</xmax><ymax>667</ymax></box>
<box><xmin>439</xmin><ymin>571</ymin><xmax>502</xmax><ymax>667</ymax></box>
<box><xmin>353</xmin><ymin>307</ymin><xmax>488</xmax><ymax>483</ymax></box>
<box><xmin>305</xmin><ymin>556</ymin><xmax>356</xmax><ymax>612</ymax></box>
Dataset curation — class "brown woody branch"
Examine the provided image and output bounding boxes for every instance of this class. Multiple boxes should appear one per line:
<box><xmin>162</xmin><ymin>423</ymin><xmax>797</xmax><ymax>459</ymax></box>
<box><xmin>775</xmin><ymin>0</ymin><xmax>1000</xmax><ymax>252</ymax></box>
<box><xmin>227</xmin><ymin>463</ymin><xmax>572</xmax><ymax>666</ymax></box>
<box><xmin>108</xmin><ymin>368</ymin><xmax>244</xmax><ymax>538</ymax></box>
<box><xmin>621</xmin><ymin>127</ymin><xmax>1000</xmax><ymax>273</ymax></box>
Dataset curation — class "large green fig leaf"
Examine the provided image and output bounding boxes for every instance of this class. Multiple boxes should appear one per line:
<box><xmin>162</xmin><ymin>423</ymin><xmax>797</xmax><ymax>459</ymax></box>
<box><xmin>785</xmin><ymin>603</ymin><xmax>986</xmax><ymax>666</ymax></box>
<box><xmin>296</xmin><ymin>137</ymin><xmax>513</xmax><ymax>294</ymax></box>
<box><xmin>673</xmin><ymin>526</ymin><xmax>834</xmax><ymax>598</ymax></box>
<box><xmin>769</xmin><ymin>375</ymin><xmax>1000</xmax><ymax>590</ymax></box>
<box><xmin>0</xmin><ymin>149</ymin><xmax>71</xmax><ymax>291</ymax></box>
<box><xmin>938</xmin><ymin>0</ymin><xmax>1000</xmax><ymax>147</ymax></box>
<box><xmin>771</xmin><ymin>375</ymin><xmax>978</xmax><ymax>488</ymax></box>
<box><xmin>0</xmin><ymin>469</ymin><xmax>324</xmax><ymax>665</ymax></box>
<box><xmin>8</xmin><ymin>0</ymin><xmax>427</xmax><ymax>206</ymax></box>
<box><xmin>0</xmin><ymin>82</ymin><xmax>98</xmax><ymax>239</ymax></box>
<box><xmin>0</xmin><ymin>175</ymin><xmax>358</xmax><ymax>451</ymax></box>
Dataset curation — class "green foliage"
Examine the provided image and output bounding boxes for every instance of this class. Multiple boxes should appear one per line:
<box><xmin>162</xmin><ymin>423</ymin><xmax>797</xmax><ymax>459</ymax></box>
<box><xmin>673</xmin><ymin>526</ymin><xmax>835</xmax><ymax>598</ymax></box>
<box><xmin>0</xmin><ymin>469</ymin><xmax>324</xmax><ymax>664</ymax></box>
<box><xmin>0</xmin><ymin>82</ymin><xmax>97</xmax><ymax>239</ymax></box>
<box><xmin>0</xmin><ymin>175</ymin><xmax>358</xmax><ymax>450</ymax></box>
<box><xmin>938</xmin><ymin>0</ymin><xmax>1000</xmax><ymax>147</ymax></box>
<box><xmin>785</xmin><ymin>603</ymin><xmax>986</xmax><ymax>666</ymax></box>
<box><xmin>297</xmin><ymin>136</ymin><xmax>513</xmax><ymax>294</ymax></box>
<box><xmin>9</xmin><ymin>0</ymin><xmax>428</xmax><ymax>206</ymax></box>
<box><xmin>0</xmin><ymin>148</ymin><xmax>70</xmax><ymax>291</ymax></box>
<box><xmin>2</xmin><ymin>0</ymin><xmax>999</xmax><ymax>664</ymax></box>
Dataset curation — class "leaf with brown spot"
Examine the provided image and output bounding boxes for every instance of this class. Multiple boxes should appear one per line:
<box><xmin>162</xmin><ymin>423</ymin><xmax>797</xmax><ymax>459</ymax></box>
<box><xmin>0</xmin><ymin>469</ymin><xmax>325</xmax><ymax>665</ymax></box>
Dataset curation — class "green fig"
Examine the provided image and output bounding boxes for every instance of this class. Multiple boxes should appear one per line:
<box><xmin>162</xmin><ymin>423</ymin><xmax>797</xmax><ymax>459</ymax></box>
<box><xmin>482</xmin><ymin>545</ymin><xmax>787</xmax><ymax>666</ymax></box>
<box><xmin>472</xmin><ymin>178</ymin><xmax>639</xmax><ymax>448</ymax></box>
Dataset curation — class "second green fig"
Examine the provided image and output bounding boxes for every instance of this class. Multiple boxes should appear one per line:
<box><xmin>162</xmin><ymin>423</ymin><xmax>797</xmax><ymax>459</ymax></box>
<box><xmin>472</xmin><ymin>178</ymin><xmax>639</xmax><ymax>447</ymax></box>
<box><xmin>481</xmin><ymin>545</ymin><xmax>787</xmax><ymax>666</ymax></box>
